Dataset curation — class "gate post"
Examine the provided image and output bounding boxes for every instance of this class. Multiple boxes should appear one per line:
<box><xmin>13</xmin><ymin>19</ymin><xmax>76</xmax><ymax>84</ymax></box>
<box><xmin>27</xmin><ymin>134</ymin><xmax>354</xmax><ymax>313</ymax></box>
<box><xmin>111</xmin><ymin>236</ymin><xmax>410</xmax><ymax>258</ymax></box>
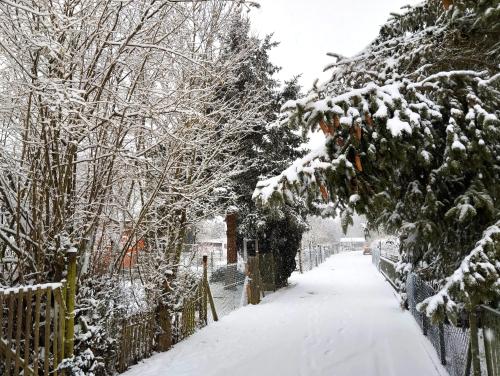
<box><xmin>469</xmin><ymin>308</ymin><xmax>481</xmax><ymax>376</ymax></box>
<box><xmin>64</xmin><ymin>249</ymin><xmax>77</xmax><ymax>358</ymax></box>
<box><xmin>438</xmin><ymin>322</ymin><xmax>446</xmax><ymax>365</ymax></box>
<box><xmin>298</xmin><ymin>248</ymin><xmax>303</xmax><ymax>274</ymax></box>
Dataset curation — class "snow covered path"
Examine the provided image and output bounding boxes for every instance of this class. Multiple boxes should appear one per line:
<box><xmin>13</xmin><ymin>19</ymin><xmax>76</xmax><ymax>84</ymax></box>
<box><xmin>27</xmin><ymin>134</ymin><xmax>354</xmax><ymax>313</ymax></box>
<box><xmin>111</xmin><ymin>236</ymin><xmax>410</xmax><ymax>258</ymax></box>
<box><xmin>123</xmin><ymin>251</ymin><xmax>448</xmax><ymax>376</ymax></box>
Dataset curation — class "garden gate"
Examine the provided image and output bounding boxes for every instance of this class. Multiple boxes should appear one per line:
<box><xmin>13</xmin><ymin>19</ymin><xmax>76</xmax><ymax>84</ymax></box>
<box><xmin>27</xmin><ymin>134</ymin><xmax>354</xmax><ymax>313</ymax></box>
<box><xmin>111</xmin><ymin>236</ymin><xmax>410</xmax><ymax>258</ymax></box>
<box><xmin>0</xmin><ymin>283</ymin><xmax>67</xmax><ymax>376</ymax></box>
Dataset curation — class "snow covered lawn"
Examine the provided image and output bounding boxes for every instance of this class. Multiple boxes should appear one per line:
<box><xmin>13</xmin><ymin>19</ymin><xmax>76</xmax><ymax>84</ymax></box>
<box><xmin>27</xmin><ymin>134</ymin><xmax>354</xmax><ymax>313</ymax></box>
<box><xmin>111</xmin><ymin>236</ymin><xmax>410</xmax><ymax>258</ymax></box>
<box><xmin>123</xmin><ymin>251</ymin><xmax>448</xmax><ymax>376</ymax></box>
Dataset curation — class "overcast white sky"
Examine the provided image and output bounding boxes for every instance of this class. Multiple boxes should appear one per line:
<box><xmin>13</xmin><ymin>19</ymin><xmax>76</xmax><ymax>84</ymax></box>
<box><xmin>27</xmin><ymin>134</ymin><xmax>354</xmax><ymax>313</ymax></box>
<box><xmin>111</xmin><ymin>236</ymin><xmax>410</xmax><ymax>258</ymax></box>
<box><xmin>250</xmin><ymin>0</ymin><xmax>421</xmax><ymax>90</ymax></box>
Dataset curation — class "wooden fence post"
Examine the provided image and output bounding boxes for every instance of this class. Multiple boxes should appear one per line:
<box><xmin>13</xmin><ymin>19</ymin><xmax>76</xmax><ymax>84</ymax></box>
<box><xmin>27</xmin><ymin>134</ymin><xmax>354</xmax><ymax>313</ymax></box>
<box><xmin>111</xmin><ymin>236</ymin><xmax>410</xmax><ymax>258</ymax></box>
<box><xmin>469</xmin><ymin>308</ymin><xmax>481</xmax><ymax>376</ymax></box>
<box><xmin>64</xmin><ymin>250</ymin><xmax>77</xmax><ymax>359</ymax></box>
<box><xmin>203</xmin><ymin>255</ymin><xmax>218</xmax><ymax>322</ymax></box>
<box><xmin>202</xmin><ymin>255</ymin><xmax>208</xmax><ymax>323</ymax></box>
<box><xmin>246</xmin><ymin>256</ymin><xmax>261</xmax><ymax>305</ymax></box>
<box><xmin>298</xmin><ymin>248</ymin><xmax>303</xmax><ymax>274</ymax></box>
<box><xmin>438</xmin><ymin>322</ymin><xmax>446</xmax><ymax>365</ymax></box>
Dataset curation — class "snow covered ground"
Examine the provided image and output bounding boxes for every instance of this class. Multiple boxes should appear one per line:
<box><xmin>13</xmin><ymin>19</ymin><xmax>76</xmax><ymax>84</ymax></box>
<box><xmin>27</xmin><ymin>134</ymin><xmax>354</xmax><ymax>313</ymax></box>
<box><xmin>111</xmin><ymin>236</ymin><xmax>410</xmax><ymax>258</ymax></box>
<box><xmin>123</xmin><ymin>251</ymin><xmax>448</xmax><ymax>376</ymax></box>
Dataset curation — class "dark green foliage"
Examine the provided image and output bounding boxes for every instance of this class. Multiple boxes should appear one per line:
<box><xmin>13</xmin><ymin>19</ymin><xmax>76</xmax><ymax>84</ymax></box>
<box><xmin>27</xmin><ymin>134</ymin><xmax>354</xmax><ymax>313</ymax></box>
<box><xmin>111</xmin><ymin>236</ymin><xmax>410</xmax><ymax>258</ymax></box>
<box><xmin>254</xmin><ymin>0</ymin><xmax>500</xmax><ymax>314</ymax></box>
<box><xmin>218</xmin><ymin>17</ymin><xmax>308</xmax><ymax>286</ymax></box>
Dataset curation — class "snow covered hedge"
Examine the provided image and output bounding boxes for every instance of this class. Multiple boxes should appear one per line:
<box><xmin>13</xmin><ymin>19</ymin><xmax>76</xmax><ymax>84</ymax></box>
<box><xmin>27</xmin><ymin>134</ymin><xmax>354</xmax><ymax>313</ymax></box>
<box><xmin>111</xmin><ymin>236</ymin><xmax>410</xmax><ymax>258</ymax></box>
<box><xmin>253</xmin><ymin>0</ymin><xmax>500</xmax><ymax>318</ymax></box>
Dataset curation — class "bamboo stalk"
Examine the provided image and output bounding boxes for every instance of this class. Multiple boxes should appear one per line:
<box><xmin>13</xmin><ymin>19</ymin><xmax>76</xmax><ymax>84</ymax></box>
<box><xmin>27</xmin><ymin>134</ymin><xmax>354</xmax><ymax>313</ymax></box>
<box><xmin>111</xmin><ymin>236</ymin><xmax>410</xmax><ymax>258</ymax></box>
<box><xmin>204</xmin><ymin>280</ymin><xmax>218</xmax><ymax>322</ymax></box>
<box><xmin>202</xmin><ymin>256</ymin><xmax>208</xmax><ymax>324</ymax></box>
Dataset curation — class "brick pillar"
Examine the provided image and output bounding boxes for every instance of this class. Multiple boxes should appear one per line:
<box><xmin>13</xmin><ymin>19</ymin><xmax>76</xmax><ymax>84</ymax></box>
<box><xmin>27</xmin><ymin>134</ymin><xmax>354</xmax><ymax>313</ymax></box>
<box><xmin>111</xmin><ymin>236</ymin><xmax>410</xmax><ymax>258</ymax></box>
<box><xmin>226</xmin><ymin>211</ymin><xmax>238</xmax><ymax>264</ymax></box>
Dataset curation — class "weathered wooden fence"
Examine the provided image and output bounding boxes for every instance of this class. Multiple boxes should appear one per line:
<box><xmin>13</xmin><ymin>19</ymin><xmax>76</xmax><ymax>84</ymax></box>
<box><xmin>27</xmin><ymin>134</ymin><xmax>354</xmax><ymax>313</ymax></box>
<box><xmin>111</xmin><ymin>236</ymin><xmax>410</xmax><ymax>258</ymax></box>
<box><xmin>115</xmin><ymin>311</ymin><xmax>156</xmax><ymax>373</ymax></box>
<box><xmin>0</xmin><ymin>283</ymin><xmax>66</xmax><ymax>376</ymax></box>
<box><xmin>112</xmin><ymin>245</ymin><xmax>339</xmax><ymax>373</ymax></box>
<box><xmin>259</xmin><ymin>253</ymin><xmax>276</xmax><ymax>292</ymax></box>
<box><xmin>114</xmin><ymin>255</ymin><xmax>218</xmax><ymax>373</ymax></box>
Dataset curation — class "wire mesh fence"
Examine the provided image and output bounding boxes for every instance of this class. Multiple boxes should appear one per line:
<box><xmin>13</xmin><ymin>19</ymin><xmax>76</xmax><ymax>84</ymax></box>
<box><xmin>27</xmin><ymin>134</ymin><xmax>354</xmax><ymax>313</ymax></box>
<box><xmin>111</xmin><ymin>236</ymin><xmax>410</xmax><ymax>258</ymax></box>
<box><xmin>373</xmin><ymin>240</ymin><xmax>500</xmax><ymax>376</ymax></box>
<box><xmin>180</xmin><ymin>244</ymin><xmax>228</xmax><ymax>276</ymax></box>
<box><xmin>107</xmin><ymin>242</ymin><xmax>341</xmax><ymax>373</ymax></box>
<box><xmin>371</xmin><ymin>244</ymin><xmax>381</xmax><ymax>267</ymax></box>
<box><xmin>207</xmin><ymin>262</ymin><xmax>246</xmax><ymax>321</ymax></box>
<box><xmin>482</xmin><ymin>305</ymin><xmax>500</xmax><ymax>376</ymax></box>
<box><xmin>378</xmin><ymin>257</ymin><xmax>397</xmax><ymax>289</ymax></box>
<box><xmin>406</xmin><ymin>273</ymin><xmax>470</xmax><ymax>376</ymax></box>
<box><xmin>296</xmin><ymin>244</ymin><xmax>341</xmax><ymax>273</ymax></box>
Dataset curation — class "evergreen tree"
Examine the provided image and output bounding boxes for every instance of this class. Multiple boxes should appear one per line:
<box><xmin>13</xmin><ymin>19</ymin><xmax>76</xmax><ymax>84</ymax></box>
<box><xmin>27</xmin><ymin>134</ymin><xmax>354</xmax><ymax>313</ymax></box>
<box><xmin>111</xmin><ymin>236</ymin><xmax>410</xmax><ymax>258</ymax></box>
<box><xmin>217</xmin><ymin>17</ymin><xmax>308</xmax><ymax>287</ymax></box>
<box><xmin>254</xmin><ymin>0</ymin><xmax>500</xmax><ymax>317</ymax></box>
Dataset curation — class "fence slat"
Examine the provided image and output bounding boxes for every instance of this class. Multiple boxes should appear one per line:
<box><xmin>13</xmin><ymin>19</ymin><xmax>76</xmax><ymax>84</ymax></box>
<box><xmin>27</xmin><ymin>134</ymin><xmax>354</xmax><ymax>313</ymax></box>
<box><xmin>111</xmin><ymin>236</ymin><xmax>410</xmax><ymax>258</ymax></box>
<box><xmin>24</xmin><ymin>288</ymin><xmax>33</xmax><ymax>376</ymax></box>
<box><xmin>58</xmin><ymin>288</ymin><xmax>66</xmax><ymax>364</ymax></box>
<box><xmin>53</xmin><ymin>298</ymin><xmax>59</xmax><ymax>376</ymax></box>
<box><xmin>14</xmin><ymin>290</ymin><xmax>23</xmax><ymax>376</ymax></box>
<box><xmin>33</xmin><ymin>288</ymin><xmax>41</xmax><ymax>376</ymax></box>
<box><xmin>0</xmin><ymin>293</ymin><xmax>3</xmax><ymax>342</ymax></box>
<box><xmin>44</xmin><ymin>288</ymin><xmax>52</xmax><ymax>376</ymax></box>
<box><xmin>6</xmin><ymin>291</ymin><xmax>15</xmax><ymax>376</ymax></box>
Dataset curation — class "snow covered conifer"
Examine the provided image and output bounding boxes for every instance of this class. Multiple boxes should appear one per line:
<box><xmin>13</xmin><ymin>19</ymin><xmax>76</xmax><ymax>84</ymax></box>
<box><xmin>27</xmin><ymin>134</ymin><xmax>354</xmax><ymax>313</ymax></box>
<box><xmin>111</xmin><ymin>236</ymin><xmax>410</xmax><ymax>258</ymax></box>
<box><xmin>215</xmin><ymin>16</ymin><xmax>308</xmax><ymax>286</ymax></box>
<box><xmin>253</xmin><ymin>0</ymin><xmax>500</xmax><ymax>317</ymax></box>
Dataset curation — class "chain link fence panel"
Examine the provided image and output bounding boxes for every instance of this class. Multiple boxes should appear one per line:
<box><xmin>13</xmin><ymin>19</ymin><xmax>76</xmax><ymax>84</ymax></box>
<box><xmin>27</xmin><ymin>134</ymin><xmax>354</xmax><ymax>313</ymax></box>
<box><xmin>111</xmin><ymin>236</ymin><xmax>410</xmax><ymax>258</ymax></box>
<box><xmin>406</xmin><ymin>273</ymin><xmax>470</xmax><ymax>376</ymax></box>
<box><xmin>482</xmin><ymin>305</ymin><xmax>500</xmax><ymax>376</ymax></box>
<box><xmin>207</xmin><ymin>262</ymin><xmax>246</xmax><ymax>321</ymax></box>
<box><xmin>296</xmin><ymin>244</ymin><xmax>341</xmax><ymax>273</ymax></box>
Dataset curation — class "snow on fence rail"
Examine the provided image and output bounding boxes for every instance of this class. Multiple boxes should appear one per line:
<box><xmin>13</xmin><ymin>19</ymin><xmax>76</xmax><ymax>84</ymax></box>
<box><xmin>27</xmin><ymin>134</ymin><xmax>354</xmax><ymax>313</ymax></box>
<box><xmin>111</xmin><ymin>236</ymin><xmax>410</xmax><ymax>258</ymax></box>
<box><xmin>372</xmin><ymin>249</ymin><xmax>500</xmax><ymax>376</ymax></box>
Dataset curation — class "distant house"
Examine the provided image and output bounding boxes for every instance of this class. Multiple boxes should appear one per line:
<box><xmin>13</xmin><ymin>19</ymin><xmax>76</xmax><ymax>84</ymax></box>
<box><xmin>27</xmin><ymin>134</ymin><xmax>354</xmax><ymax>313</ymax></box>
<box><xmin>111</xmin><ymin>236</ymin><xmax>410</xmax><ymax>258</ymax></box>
<box><xmin>92</xmin><ymin>226</ymin><xmax>146</xmax><ymax>274</ymax></box>
<box><xmin>195</xmin><ymin>239</ymin><xmax>226</xmax><ymax>256</ymax></box>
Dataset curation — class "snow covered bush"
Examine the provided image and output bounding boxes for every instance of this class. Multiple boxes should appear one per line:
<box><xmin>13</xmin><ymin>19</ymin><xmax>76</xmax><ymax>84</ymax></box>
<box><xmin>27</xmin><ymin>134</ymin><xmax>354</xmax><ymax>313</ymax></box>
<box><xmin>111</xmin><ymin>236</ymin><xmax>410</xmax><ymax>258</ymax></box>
<box><xmin>253</xmin><ymin>0</ymin><xmax>500</xmax><ymax>319</ymax></box>
<box><xmin>69</xmin><ymin>277</ymin><xmax>128</xmax><ymax>375</ymax></box>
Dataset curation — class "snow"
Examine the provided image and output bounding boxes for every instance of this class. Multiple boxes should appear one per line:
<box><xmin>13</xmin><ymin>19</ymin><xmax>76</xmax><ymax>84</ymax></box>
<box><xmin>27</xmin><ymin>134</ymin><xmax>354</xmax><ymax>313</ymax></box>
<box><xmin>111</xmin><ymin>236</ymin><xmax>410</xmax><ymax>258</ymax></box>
<box><xmin>0</xmin><ymin>282</ymin><xmax>63</xmax><ymax>295</ymax></box>
<box><xmin>421</xmin><ymin>150</ymin><xmax>431</xmax><ymax>162</ymax></box>
<box><xmin>253</xmin><ymin>141</ymin><xmax>329</xmax><ymax>202</ymax></box>
<box><xmin>451</xmin><ymin>140</ymin><xmax>466</xmax><ymax>151</ymax></box>
<box><xmin>387</xmin><ymin>114</ymin><xmax>412</xmax><ymax>137</ymax></box>
<box><xmin>418</xmin><ymin>222</ymin><xmax>500</xmax><ymax>317</ymax></box>
<box><xmin>123</xmin><ymin>252</ymin><xmax>447</xmax><ymax>376</ymax></box>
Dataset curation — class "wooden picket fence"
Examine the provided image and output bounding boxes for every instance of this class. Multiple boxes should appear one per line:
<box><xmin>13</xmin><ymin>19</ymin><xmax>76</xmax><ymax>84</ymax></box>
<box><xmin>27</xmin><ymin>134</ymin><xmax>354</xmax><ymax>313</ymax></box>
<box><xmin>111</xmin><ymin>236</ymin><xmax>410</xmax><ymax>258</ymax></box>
<box><xmin>0</xmin><ymin>283</ymin><xmax>67</xmax><ymax>376</ymax></box>
<box><xmin>115</xmin><ymin>311</ymin><xmax>156</xmax><ymax>373</ymax></box>
<box><xmin>114</xmin><ymin>255</ymin><xmax>219</xmax><ymax>373</ymax></box>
